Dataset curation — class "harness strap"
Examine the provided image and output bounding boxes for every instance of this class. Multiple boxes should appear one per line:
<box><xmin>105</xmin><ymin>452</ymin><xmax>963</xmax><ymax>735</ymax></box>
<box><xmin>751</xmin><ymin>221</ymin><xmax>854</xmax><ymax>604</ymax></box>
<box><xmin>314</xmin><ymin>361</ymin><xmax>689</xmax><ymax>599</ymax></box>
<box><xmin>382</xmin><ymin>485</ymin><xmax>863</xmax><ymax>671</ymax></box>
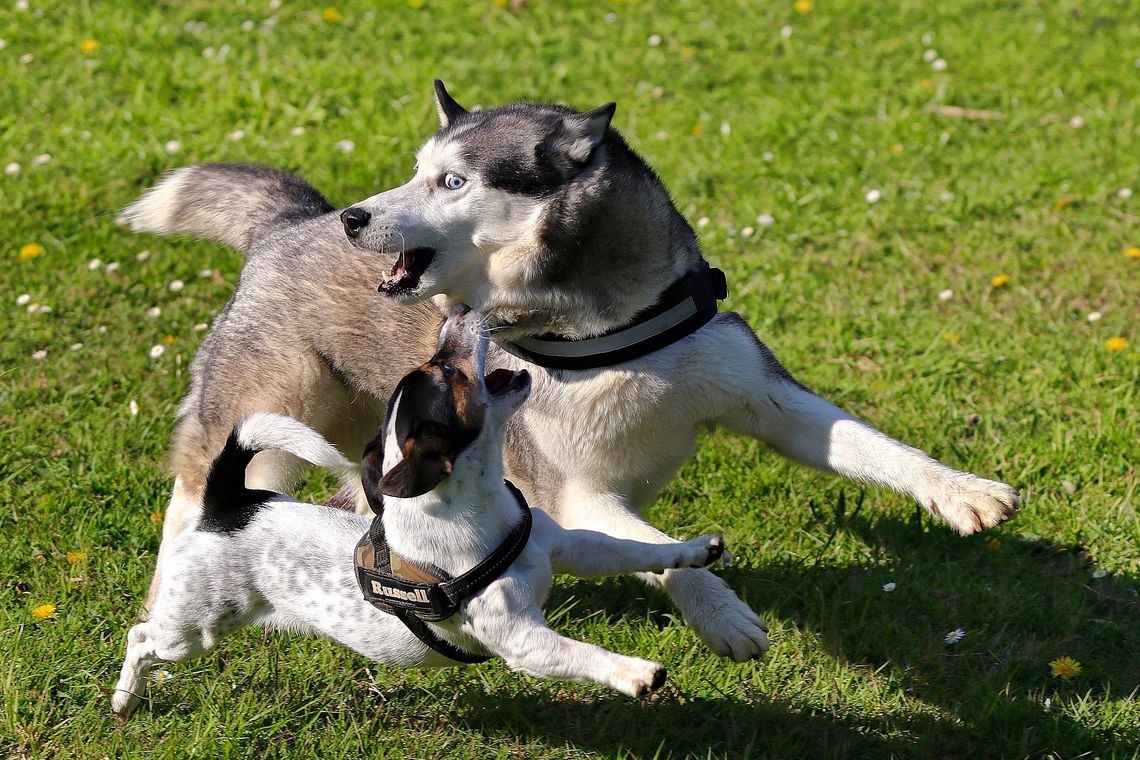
<box><xmin>354</xmin><ymin>481</ymin><xmax>532</xmax><ymax>663</ymax></box>
<box><xmin>495</xmin><ymin>264</ymin><xmax>728</xmax><ymax>370</ymax></box>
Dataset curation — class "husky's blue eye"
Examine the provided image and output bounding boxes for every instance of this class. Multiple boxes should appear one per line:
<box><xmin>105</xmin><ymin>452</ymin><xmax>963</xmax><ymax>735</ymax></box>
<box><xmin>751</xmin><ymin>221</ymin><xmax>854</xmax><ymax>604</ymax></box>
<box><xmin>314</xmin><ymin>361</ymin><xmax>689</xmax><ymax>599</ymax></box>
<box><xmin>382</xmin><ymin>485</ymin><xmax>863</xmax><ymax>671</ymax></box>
<box><xmin>443</xmin><ymin>172</ymin><xmax>466</xmax><ymax>190</ymax></box>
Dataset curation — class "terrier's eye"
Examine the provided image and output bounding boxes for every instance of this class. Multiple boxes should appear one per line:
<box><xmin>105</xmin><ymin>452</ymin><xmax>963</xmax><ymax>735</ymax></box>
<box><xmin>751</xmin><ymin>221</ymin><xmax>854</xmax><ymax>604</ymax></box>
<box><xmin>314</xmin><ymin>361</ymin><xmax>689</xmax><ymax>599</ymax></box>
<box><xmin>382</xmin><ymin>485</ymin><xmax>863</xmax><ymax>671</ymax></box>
<box><xmin>442</xmin><ymin>172</ymin><xmax>466</xmax><ymax>190</ymax></box>
<box><xmin>441</xmin><ymin>364</ymin><xmax>455</xmax><ymax>379</ymax></box>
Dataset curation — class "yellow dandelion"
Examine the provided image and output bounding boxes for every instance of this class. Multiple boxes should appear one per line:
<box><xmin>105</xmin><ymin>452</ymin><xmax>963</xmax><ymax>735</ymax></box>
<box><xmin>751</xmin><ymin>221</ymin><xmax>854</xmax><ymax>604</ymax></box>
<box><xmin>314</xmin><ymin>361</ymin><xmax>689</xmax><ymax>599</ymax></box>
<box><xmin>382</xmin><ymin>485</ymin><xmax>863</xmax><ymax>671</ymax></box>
<box><xmin>408</xmin><ymin>0</ymin><xmax>424</xmax><ymax>7</ymax></box>
<box><xmin>32</xmin><ymin>603</ymin><xmax>56</xmax><ymax>619</ymax></box>
<box><xmin>991</xmin><ymin>273</ymin><xmax>1011</xmax><ymax>288</ymax></box>
<box><xmin>691</xmin><ymin>123</ymin><xmax>705</xmax><ymax>137</ymax></box>
<box><xmin>1105</xmin><ymin>337</ymin><xmax>1128</xmax><ymax>351</ymax></box>
<box><xmin>1125</xmin><ymin>246</ymin><xmax>1140</xmax><ymax>259</ymax></box>
<box><xmin>80</xmin><ymin>39</ymin><xmax>101</xmax><ymax>54</ymax></box>
<box><xmin>681</xmin><ymin>47</ymin><xmax>697</xmax><ymax>59</ymax></box>
<box><xmin>917</xmin><ymin>78</ymin><xmax>934</xmax><ymax>90</ymax></box>
<box><xmin>149</xmin><ymin>511</ymin><xmax>163</xmax><ymax>523</ymax></box>
<box><xmin>983</xmin><ymin>537</ymin><xmax>1002</xmax><ymax>551</ymax></box>
<box><xmin>162</xmin><ymin>334</ymin><xmax>176</xmax><ymax>345</ymax></box>
<box><xmin>1054</xmin><ymin>196</ymin><xmax>1075</xmax><ymax>210</ymax></box>
<box><xmin>19</xmin><ymin>243</ymin><xmax>45</xmax><ymax>260</ymax></box>
<box><xmin>889</xmin><ymin>143</ymin><xmax>904</xmax><ymax>156</ymax></box>
<box><xmin>794</xmin><ymin>0</ymin><xmax>813</xmax><ymax>13</ymax></box>
<box><xmin>941</xmin><ymin>331</ymin><xmax>961</xmax><ymax>344</ymax></box>
<box><xmin>322</xmin><ymin>7</ymin><xmax>343</xmax><ymax>22</ymax></box>
<box><xmin>1049</xmin><ymin>656</ymin><xmax>1081</xmax><ymax>680</ymax></box>
<box><xmin>66</xmin><ymin>551</ymin><xmax>87</xmax><ymax>563</ymax></box>
<box><xmin>493</xmin><ymin>0</ymin><xmax>507</xmax><ymax>6</ymax></box>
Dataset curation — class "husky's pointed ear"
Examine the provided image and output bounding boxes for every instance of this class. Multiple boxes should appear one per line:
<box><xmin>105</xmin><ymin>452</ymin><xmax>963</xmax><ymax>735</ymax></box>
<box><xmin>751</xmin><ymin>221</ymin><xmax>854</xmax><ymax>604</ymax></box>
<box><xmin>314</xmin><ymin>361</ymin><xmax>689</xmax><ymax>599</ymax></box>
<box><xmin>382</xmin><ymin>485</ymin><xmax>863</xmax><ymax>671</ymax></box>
<box><xmin>377</xmin><ymin>449</ymin><xmax>453</xmax><ymax>499</ymax></box>
<box><xmin>434</xmin><ymin>79</ymin><xmax>468</xmax><ymax>129</ymax></box>
<box><xmin>540</xmin><ymin>102</ymin><xmax>616</xmax><ymax>174</ymax></box>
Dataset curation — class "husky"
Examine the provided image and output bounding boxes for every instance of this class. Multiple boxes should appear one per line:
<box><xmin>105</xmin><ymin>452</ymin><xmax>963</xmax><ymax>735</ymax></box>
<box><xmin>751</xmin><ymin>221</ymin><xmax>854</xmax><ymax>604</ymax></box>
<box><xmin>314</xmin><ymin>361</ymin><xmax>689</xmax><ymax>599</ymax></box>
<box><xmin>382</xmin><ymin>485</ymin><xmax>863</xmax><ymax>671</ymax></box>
<box><xmin>118</xmin><ymin>81</ymin><xmax>1018</xmax><ymax>662</ymax></box>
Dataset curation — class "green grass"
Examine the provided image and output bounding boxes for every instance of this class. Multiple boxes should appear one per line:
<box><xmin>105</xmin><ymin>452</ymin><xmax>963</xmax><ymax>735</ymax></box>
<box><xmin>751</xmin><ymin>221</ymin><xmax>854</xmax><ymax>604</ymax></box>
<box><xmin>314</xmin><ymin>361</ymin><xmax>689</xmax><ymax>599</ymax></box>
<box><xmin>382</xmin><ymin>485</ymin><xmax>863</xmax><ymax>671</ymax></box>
<box><xmin>2</xmin><ymin>0</ymin><xmax>1138</xmax><ymax>757</ymax></box>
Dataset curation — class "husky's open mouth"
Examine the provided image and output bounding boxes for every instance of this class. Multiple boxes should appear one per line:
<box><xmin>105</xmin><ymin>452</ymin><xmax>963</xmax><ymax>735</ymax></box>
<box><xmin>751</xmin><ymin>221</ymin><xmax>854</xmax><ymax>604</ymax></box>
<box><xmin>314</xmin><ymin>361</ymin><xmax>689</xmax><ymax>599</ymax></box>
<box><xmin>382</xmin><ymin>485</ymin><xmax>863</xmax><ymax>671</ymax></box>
<box><xmin>377</xmin><ymin>247</ymin><xmax>436</xmax><ymax>295</ymax></box>
<box><xmin>484</xmin><ymin>368</ymin><xmax>529</xmax><ymax>398</ymax></box>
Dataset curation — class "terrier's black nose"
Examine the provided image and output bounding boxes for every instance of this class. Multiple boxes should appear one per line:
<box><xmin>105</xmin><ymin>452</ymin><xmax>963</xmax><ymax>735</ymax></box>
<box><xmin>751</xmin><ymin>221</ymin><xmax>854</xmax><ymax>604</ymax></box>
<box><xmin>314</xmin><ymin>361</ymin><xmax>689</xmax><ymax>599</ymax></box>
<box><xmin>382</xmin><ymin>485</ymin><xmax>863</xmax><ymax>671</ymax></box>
<box><xmin>340</xmin><ymin>207</ymin><xmax>371</xmax><ymax>238</ymax></box>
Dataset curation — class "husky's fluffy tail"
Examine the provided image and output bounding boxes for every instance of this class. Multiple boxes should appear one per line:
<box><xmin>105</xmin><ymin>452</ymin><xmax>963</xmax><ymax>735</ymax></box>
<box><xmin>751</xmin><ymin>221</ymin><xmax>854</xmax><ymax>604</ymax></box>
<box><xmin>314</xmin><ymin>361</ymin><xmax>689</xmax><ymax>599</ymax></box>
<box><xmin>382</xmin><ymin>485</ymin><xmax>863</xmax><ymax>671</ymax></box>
<box><xmin>117</xmin><ymin>163</ymin><xmax>333</xmax><ymax>254</ymax></box>
<box><xmin>201</xmin><ymin>413</ymin><xmax>357</xmax><ymax>528</ymax></box>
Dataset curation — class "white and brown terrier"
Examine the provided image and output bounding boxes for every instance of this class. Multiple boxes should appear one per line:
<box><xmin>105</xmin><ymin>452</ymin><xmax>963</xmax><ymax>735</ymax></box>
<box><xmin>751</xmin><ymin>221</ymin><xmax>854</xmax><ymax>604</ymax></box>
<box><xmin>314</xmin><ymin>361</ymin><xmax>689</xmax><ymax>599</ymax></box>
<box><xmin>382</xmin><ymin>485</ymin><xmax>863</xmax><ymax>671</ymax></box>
<box><xmin>112</xmin><ymin>305</ymin><xmax>725</xmax><ymax>717</ymax></box>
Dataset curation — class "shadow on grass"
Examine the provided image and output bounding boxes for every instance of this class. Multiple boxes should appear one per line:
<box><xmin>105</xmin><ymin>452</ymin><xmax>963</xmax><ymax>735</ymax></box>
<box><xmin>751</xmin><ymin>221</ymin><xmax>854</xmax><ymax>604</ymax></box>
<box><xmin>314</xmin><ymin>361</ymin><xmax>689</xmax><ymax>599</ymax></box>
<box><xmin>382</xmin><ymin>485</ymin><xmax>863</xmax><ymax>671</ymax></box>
<box><xmin>532</xmin><ymin>508</ymin><xmax>1139</xmax><ymax>758</ymax></box>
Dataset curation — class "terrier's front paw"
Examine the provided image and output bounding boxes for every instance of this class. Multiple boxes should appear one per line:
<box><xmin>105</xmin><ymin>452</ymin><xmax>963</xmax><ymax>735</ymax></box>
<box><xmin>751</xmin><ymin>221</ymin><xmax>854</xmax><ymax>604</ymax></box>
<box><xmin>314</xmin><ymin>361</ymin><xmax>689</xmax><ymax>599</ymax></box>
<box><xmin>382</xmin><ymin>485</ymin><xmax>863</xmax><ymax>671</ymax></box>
<box><xmin>925</xmin><ymin>475</ymin><xmax>1019</xmax><ymax>535</ymax></box>
<box><xmin>613</xmin><ymin>658</ymin><xmax>668</xmax><ymax>697</ymax></box>
<box><xmin>674</xmin><ymin>534</ymin><xmax>725</xmax><ymax>568</ymax></box>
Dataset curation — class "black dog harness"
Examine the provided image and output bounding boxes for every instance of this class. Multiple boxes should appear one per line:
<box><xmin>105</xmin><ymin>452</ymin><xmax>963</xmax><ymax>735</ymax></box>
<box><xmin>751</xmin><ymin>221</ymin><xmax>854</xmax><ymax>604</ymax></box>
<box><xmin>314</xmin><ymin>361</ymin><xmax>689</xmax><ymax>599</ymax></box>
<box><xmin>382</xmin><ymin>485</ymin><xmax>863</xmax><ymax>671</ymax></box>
<box><xmin>354</xmin><ymin>482</ymin><xmax>532</xmax><ymax>664</ymax></box>
<box><xmin>495</xmin><ymin>264</ymin><xmax>728</xmax><ymax>370</ymax></box>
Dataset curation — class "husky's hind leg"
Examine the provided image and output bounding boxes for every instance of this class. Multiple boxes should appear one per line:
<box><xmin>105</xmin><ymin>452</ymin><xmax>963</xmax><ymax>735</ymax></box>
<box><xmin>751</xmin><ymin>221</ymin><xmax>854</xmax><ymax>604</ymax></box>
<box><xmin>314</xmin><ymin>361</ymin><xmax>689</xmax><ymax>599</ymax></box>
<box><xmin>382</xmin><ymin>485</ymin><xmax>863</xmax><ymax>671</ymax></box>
<box><xmin>712</xmin><ymin>313</ymin><xmax>1019</xmax><ymax>535</ymax></box>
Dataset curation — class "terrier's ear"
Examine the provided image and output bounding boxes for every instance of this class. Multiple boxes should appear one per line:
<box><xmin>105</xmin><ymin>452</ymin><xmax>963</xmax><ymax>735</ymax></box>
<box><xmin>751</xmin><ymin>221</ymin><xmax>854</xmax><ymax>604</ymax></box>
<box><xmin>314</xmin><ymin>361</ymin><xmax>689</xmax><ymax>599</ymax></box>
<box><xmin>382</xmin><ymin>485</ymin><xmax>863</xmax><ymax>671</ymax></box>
<box><xmin>360</xmin><ymin>437</ymin><xmax>387</xmax><ymax>514</ymax></box>
<box><xmin>538</xmin><ymin>102</ymin><xmax>616</xmax><ymax>176</ymax></box>
<box><xmin>434</xmin><ymin>79</ymin><xmax>469</xmax><ymax>129</ymax></box>
<box><xmin>377</xmin><ymin>449</ymin><xmax>453</xmax><ymax>499</ymax></box>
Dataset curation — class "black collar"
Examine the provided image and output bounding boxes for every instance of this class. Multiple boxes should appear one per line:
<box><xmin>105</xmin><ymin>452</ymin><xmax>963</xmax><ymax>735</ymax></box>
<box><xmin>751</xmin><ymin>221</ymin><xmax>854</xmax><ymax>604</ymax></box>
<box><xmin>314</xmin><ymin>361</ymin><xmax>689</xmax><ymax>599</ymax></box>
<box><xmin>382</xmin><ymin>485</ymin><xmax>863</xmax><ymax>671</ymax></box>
<box><xmin>494</xmin><ymin>264</ymin><xmax>728</xmax><ymax>370</ymax></box>
<box><xmin>354</xmin><ymin>481</ymin><xmax>532</xmax><ymax>664</ymax></box>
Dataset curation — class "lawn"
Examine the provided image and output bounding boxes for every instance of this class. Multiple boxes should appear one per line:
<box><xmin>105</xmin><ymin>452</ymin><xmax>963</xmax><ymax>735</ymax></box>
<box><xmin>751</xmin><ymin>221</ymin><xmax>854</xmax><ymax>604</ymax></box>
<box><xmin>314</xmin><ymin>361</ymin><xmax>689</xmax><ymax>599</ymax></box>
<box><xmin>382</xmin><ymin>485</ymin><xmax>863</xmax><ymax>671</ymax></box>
<box><xmin>2</xmin><ymin>0</ymin><xmax>1138</xmax><ymax>757</ymax></box>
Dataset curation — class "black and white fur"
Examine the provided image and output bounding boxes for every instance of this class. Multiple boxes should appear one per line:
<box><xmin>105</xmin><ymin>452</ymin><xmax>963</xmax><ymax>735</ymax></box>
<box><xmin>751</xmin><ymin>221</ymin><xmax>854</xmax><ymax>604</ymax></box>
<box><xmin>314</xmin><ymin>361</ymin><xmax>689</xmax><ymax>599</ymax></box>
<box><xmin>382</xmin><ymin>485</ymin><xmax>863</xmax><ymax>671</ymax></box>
<box><xmin>119</xmin><ymin>81</ymin><xmax>1018</xmax><ymax>663</ymax></box>
<box><xmin>111</xmin><ymin>307</ymin><xmax>724</xmax><ymax>717</ymax></box>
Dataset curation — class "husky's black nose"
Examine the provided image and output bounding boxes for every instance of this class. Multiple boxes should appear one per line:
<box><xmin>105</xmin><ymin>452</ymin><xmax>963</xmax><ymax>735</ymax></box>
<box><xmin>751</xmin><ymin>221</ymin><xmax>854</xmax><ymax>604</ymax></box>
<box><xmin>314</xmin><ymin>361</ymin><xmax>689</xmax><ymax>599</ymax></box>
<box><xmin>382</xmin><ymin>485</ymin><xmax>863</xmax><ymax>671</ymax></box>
<box><xmin>340</xmin><ymin>207</ymin><xmax>371</xmax><ymax>238</ymax></box>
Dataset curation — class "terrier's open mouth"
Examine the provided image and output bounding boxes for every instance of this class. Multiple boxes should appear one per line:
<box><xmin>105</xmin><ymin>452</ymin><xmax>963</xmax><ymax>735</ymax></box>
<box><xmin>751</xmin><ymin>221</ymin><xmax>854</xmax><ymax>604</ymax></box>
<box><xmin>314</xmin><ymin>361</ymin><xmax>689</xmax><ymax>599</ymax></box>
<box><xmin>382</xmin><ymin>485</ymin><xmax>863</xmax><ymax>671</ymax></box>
<box><xmin>377</xmin><ymin>247</ymin><xmax>436</xmax><ymax>295</ymax></box>
<box><xmin>484</xmin><ymin>368</ymin><xmax>529</xmax><ymax>398</ymax></box>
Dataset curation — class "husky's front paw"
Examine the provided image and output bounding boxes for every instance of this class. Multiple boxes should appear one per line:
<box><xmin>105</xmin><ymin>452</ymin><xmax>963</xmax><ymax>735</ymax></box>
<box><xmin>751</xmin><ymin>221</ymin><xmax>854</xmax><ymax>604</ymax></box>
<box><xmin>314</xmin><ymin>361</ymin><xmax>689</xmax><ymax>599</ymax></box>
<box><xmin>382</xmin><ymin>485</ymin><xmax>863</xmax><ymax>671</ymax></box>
<box><xmin>611</xmin><ymin>657</ymin><xmax>667</xmax><ymax>697</ymax></box>
<box><xmin>673</xmin><ymin>534</ymin><xmax>725</xmax><ymax>568</ymax></box>
<box><xmin>925</xmin><ymin>475</ymin><xmax>1019</xmax><ymax>535</ymax></box>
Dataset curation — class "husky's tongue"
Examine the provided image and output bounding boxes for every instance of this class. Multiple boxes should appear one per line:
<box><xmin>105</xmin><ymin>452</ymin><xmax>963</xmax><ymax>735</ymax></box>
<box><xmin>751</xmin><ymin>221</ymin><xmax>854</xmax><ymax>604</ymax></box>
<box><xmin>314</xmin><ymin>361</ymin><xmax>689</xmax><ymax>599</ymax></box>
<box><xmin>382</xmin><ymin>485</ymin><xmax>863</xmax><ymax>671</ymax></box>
<box><xmin>378</xmin><ymin>247</ymin><xmax>436</xmax><ymax>295</ymax></box>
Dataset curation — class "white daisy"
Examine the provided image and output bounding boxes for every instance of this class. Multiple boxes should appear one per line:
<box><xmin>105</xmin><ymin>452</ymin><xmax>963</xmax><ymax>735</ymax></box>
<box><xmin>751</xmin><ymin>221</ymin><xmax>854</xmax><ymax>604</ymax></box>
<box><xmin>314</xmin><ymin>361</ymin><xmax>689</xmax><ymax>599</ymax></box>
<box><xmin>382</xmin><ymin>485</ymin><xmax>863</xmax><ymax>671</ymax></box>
<box><xmin>761</xmin><ymin>151</ymin><xmax>775</xmax><ymax>162</ymax></box>
<box><xmin>227</xmin><ymin>129</ymin><xmax>245</xmax><ymax>141</ymax></box>
<box><xmin>168</xmin><ymin>279</ymin><xmax>184</xmax><ymax>292</ymax></box>
<box><xmin>882</xmin><ymin>582</ymin><xmax>896</xmax><ymax>592</ymax></box>
<box><xmin>1091</xmin><ymin>568</ymin><xmax>1107</xmax><ymax>579</ymax></box>
<box><xmin>145</xmin><ymin>306</ymin><xmax>161</xmax><ymax>318</ymax></box>
<box><xmin>70</xmin><ymin>342</ymin><xmax>83</xmax><ymax>351</ymax></box>
<box><xmin>741</xmin><ymin>226</ymin><xmax>755</xmax><ymax>238</ymax></box>
<box><xmin>647</xmin><ymin>34</ymin><xmax>662</xmax><ymax>47</ymax></box>
<box><xmin>198</xmin><ymin>268</ymin><xmax>214</xmax><ymax>278</ymax></box>
<box><xmin>756</xmin><ymin>213</ymin><xmax>775</xmax><ymax>227</ymax></box>
<box><xmin>26</xmin><ymin>303</ymin><xmax>39</xmax><ymax>313</ymax></box>
<box><xmin>865</xmin><ymin>188</ymin><xmax>882</xmax><ymax>203</ymax></box>
<box><xmin>720</xmin><ymin>122</ymin><xmax>731</xmax><ymax>136</ymax></box>
<box><xmin>164</xmin><ymin>139</ymin><xmax>181</xmax><ymax>154</ymax></box>
<box><xmin>87</xmin><ymin>258</ymin><xmax>102</xmax><ymax>270</ymax></box>
<box><xmin>938</xmin><ymin>289</ymin><xmax>954</xmax><ymax>301</ymax></box>
<box><xmin>151</xmin><ymin>669</ymin><xmax>173</xmax><ymax>684</ymax></box>
<box><xmin>104</xmin><ymin>261</ymin><xmax>120</xmax><ymax>272</ymax></box>
<box><xmin>1087</xmin><ymin>311</ymin><xmax>1102</xmax><ymax>323</ymax></box>
<box><xmin>37</xmin><ymin>305</ymin><xmax>51</xmax><ymax>313</ymax></box>
<box><xmin>1118</xmin><ymin>187</ymin><xmax>1133</xmax><ymax>199</ymax></box>
<box><xmin>939</xmin><ymin>191</ymin><xmax>955</xmax><ymax>202</ymax></box>
<box><xmin>1069</xmin><ymin>116</ymin><xmax>1084</xmax><ymax>129</ymax></box>
<box><xmin>931</xmin><ymin>58</ymin><xmax>947</xmax><ymax>72</ymax></box>
<box><xmin>32</xmin><ymin>349</ymin><xmax>47</xmax><ymax>360</ymax></box>
<box><xmin>944</xmin><ymin>627</ymin><xmax>966</xmax><ymax>644</ymax></box>
<box><xmin>923</xmin><ymin>48</ymin><xmax>938</xmax><ymax>62</ymax></box>
<box><xmin>193</xmin><ymin>322</ymin><xmax>209</xmax><ymax>332</ymax></box>
<box><xmin>240</xmin><ymin>19</ymin><xmax>255</xmax><ymax>31</ymax></box>
<box><xmin>4</xmin><ymin>162</ymin><xmax>20</xmax><ymax>176</ymax></box>
<box><xmin>334</xmin><ymin>139</ymin><xmax>355</xmax><ymax>153</ymax></box>
<box><xmin>33</xmin><ymin>153</ymin><xmax>51</xmax><ymax>165</ymax></box>
<box><xmin>136</xmin><ymin>250</ymin><xmax>150</xmax><ymax>261</ymax></box>
<box><xmin>696</xmin><ymin>216</ymin><xmax>710</xmax><ymax>228</ymax></box>
<box><xmin>780</xmin><ymin>25</ymin><xmax>793</xmax><ymax>39</ymax></box>
<box><xmin>97</xmin><ymin>325</ymin><xmax>107</xmax><ymax>334</ymax></box>
<box><xmin>148</xmin><ymin>344</ymin><xmax>165</xmax><ymax>359</ymax></box>
<box><xmin>129</xmin><ymin>399</ymin><xmax>139</xmax><ymax>416</ymax></box>
<box><xmin>18</xmin><ymin>53</ymin><xmax>33</xmax><ymax>65</ymax></box>
<box><xmin>16</xmin><ymin>0</ymin><xmax>29</xmax><ymax>10</ymax></box>
<box><xmin>16</xmin><ymin>294</ymin><xmax>31</xmax><ymax>305</ymax></box>
<box><xmin>291</xmin><ymin>126</ymin><xmax>306</xmax><ymax>137</ymax></box>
